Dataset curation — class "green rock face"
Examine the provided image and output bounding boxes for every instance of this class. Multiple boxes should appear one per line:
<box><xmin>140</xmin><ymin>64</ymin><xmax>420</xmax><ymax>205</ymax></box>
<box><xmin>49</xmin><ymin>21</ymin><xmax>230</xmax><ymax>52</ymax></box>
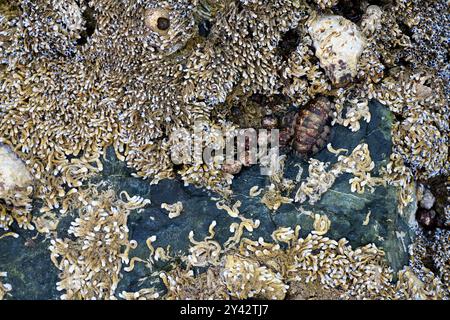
<box><xmin>0</xmin><ymin>100</ymin><xmax>415</xmax><ymax>299</ymax></box>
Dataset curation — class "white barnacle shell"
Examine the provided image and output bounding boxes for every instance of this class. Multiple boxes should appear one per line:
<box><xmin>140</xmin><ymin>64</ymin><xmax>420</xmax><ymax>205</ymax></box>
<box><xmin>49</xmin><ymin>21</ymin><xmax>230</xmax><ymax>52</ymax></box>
<box><xmin>0</xmin><ymin>144</ymin><xmax>33</xmax><ymax>199</ymax></box>
<box><xmin>361</xmin><ymin>5</ymin><xmax>383</xmax><ymax>36</ymax></box>
<box><xmin>308</xmin><ymin>15</ymin><xmax>366</xmax><ymax>87</ymax></box>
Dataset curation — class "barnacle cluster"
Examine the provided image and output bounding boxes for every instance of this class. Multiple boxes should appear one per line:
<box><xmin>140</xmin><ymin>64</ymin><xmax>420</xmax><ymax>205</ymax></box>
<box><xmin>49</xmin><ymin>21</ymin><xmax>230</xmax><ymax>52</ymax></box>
<box><xmin>0</xmin><ymin>0</ymin><xmax>446</xmax><ymax>209</ymax></box>
<box><xmin>49</xmin><ymin>187</ymin><xmax>150</xmax><ymax>300</ymax></box>
<box><xmin>408</xmin><ymin>228</ymin><xmax>450</xmax><ymax>296</ymax></box>
<box><xmin>260</xmin><ymin>155</ymin><xmax>294</xmax><ymax>211</ymax></box>
<box><xmin>161</xmin><ymin>201</ymin><xmax>183</xmax><ymax>219</ymax></box>
<box><xmin>161</xmin><ymin>222</ymin><xmax>449</xmax><ymax>300</ymax></box>
<box><xmin>295</xmin><ymin>143</ymin><xmax>384</xmax><ymax>205</ymax></box>
<box><xmin>375</xmin><ymin>67</ymin><xmax>448</xmax><ymax>180</ymax></box>
<box><xmin>0</xmin><ymin>0</ymin><xmax>448</xmax><ymax>301</ymax></box>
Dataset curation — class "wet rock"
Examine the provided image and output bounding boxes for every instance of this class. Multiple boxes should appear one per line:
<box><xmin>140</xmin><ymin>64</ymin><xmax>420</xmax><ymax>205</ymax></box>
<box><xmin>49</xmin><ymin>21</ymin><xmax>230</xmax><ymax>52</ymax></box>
<box><xmin>0</xmin><ymin>230</ymin><xmax>60</xmax><ymax>300</ymax></box>
<box><xmin>0</xmin><ymin>100</ymin><xmax>415</xmax><ymax>298</ymax></box>
<box><xmin>273</xmin><ymin>100</ymin><xmax>414</xmax><ymax>271</ymax></box>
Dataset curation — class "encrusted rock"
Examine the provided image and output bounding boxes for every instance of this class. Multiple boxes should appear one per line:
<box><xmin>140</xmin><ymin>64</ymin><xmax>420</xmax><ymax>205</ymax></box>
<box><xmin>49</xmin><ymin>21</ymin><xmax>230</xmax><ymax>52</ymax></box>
<box><xmin>0</xmin><ymin>144</ymin><xmax>32</xmax><ymax>201</ymax></box>
<box><xmin>308</xmin><ymin>15</ymin><xmax>366</xmax><ymax>87</ymax></box>
<box><xmin>144</xmin><ymin>8</ymin><xmax>171</xmax><ymax>35</ymax></box>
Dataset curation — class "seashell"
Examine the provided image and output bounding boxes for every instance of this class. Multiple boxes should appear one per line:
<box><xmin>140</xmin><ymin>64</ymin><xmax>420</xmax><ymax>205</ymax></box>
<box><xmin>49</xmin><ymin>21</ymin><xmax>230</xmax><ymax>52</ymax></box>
<box><xmin>261</xmin><ymin>115</ymin><xmax>278</xmax><ymax>130</ymax></box>
<box><xmin>0</xmin><ymin>144</ymin><xmax>33</xmax><ymax>199</ymax></box>
<box><xmin>308</xmin><ymin>15</ymin><xmax>366</xmax><ymax>87</ymax></box>
<box><xmin>144</xmin><ymin>8</ymin><xmax>171</xmax><ymax>35</ymax></box>
<box><xmin>222</xmin><ymin>160</ymin><xmax>243</xmax><ymax>175</ymax></box>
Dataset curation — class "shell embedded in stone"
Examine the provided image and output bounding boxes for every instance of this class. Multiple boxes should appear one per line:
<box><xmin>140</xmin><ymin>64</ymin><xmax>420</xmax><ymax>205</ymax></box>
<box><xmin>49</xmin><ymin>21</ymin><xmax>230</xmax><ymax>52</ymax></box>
<box><xmin>308</xmin><ymin>15</ymin><xmax>366</xmax><ymax>87</ymax></box>
<box><xmin>144</xmin><ymin>8</ymin><xmax>171</xmax><ymax>35</ymax></box>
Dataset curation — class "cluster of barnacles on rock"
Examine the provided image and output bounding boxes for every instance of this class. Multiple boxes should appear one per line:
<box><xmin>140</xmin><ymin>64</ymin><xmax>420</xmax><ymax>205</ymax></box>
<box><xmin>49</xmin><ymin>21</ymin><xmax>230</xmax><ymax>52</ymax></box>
<box><xmin>154</xmin><ymin>219</ymin><xmax>448</xmax><ymax>300</ymax></box>
<box><xmin>0</xmin><ymin>0</ymin><xmax>448</xmax><ymax>300</ymax></box>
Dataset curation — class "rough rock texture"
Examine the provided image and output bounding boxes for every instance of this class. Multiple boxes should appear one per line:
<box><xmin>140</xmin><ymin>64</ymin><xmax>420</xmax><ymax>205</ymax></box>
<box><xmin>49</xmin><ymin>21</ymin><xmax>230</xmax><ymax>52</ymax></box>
<box><xmin>0</xmin><ymin>100</ymin><xmax>414</xmax><ymax>298</ymax></box>
<box><xmin>308</xmin><ymin>15</ymin><xmax>366</xmax><ymax>86</ymax></box>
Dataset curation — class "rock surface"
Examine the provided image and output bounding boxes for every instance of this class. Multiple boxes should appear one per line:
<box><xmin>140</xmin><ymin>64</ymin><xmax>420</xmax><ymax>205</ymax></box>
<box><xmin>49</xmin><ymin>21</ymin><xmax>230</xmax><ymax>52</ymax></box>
<box><xmin>308</xmin><ymin>15</ymin><xmax>366</xmax><ymax>86</ymax></box>
<box><xmin>0</xmin><ymin>100</ymin><xmax>416</xmax><ymax>299</ymax></box>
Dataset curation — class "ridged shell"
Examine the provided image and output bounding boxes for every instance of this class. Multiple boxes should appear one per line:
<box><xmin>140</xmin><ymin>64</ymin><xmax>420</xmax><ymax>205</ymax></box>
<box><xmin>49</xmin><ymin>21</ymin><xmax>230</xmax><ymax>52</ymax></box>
<box><xmin>292</xmin><ymin>96</ymin><xmax>333</xmax><ymax>157</ymax></box>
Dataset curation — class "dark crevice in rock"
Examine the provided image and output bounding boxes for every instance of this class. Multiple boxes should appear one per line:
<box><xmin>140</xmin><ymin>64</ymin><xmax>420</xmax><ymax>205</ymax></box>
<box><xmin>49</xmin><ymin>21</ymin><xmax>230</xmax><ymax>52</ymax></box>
<box><xmin>418</xmin><ymin>175</ymin><xmax>449</xmax><ymax>224</ymax></box>
<box><xmin>367</xmin><ymin>0</ymin><xmax>393</xmax><ymax>6</ymax></box>
<box><xmin>277</xmin><ymin>29</ymin><xmax>301</xmax><ymax>60</ymax></box>
<box><xmin>332</xmin><ymin>0</ymin><xmax>364</xmax><ymax>23</ymax></box>
<box><xmin>198</xmin><ymin>20</ymin><xmax>213</xmax><ymax>38</ymax></box>
<box><xmin>77</xmin><ymin>6</ymin><xmax>96</xmax><ymax>46</ymax></box>
<box><xmin>397</xmin><ymin>21</ymin><xmax>413</xmax><ymax>38</ymax></box>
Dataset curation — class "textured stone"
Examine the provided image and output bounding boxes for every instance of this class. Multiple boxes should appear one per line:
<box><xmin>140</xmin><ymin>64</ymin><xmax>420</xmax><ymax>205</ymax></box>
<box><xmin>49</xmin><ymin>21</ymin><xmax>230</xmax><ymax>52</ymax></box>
<box><xmin>308</xmin><ymin>15</ymin><xmax>366</xmax><ymax>86</ymax></box>
<box><xmin>0</xmin><ymin>100</ymin><xmax>415</xmax><ymax>298</ymax></box>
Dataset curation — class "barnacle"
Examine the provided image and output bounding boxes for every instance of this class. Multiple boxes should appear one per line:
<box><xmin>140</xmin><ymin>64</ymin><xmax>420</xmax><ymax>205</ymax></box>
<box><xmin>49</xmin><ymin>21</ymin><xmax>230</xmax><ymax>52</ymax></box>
<box><xmin>334</xmin><ymin>143</ymin><xmax>385</xmax><ymax>194</ymax></box>
<box><xmin>0</xmin><ymin>272</ymin><xmax>12</xmax><ymax>300</ymax></box>
<box><xmin>294</xmin><ymin>159</ymin><xmax>335</xmax><ymax>204</ymax></box>
<box><xmin>249</xmin><ymin>186</ymin><xmax>262</xmax><ymax>197</ymax></box>
<box><xmin>119</xmin><ymin>288</ymin><xmax>160</xmax><ymax>300</ymax></box>
<box><xmin>224</xmin><ymin>216</ymin><xmax>260</xmax><ymax>249</ymax></box>
<box><xmin>48</xmin><ymin>187</ymin><xmax>149</xmax><ymax>300</ymax></box>
<box><xmin>216</xmin><ymin>199</ymin><xmax>241</xmax><ymax>218</ymax></box>
<box><xmin>161</xmin><ymin>201</ymin><xmax>184</xmax><ymax>219</ymax></box>
<box><xmin>312</xmin><ymin>214</ymin><xmax>330</xmax><ymax>236</ymax></box>
<box><xmin>261</xmin><ymin>184</ymin><xmax>293</xmax><ymax>212</ymax></box>
<box><xmin>124</xmin><ymin>235</ymin><xmax>171</xmax><ymax>273</ymax></box>
<box><xmin>187</xmin><ymin>221</ymin><xmax>222</xmax><ymax>267</ymax></box>
<box><xmin>295</xmin><ymin>143</ymin><xmax>385</xmax><ymax>204</ymax></box>
<box><xmin>161</xmin><ymin>266</ymin><xmax>230</xmax><ymax>300</ymax></box>
<box><xmin>382</xmin><ymin>152</ymin><xmax>417</xmax><ymax>215</ymax></box>
<box><xmin>333</xmin><ymin>89</ymin><xmax>371</xmax><ymax>132</ymax></box>
<box><xmin>220</xmin><ymin>254</ymin><xmax>288</xmax><ymax>300</ymax></box>
<box><xmin>260</xmin><ymin>155</ymin><xmax>294</xmax><ymax>211</ymax></box>
<box><xmin>311</xmin><ymin>0</ymin><xmax>339</xmax><ymax>10</ymax></box>
<box><xmin>394</xmin><ymin>267</ymin><xmax>447</xmax><ymax>300</ymax></box>
<box><xmin>161</xmin><ymin>222</ymin><xmax>448</xmax><ymax>300</ymax></box>
<box><xmin>0</xmin><ymin>0</ymin><xmax>449</xmax><ymax>301</ymax></box>
<box><xmin>33</xmin><ymin>211</ymin><xmax>59</xmax><ymax>235</ymax></box>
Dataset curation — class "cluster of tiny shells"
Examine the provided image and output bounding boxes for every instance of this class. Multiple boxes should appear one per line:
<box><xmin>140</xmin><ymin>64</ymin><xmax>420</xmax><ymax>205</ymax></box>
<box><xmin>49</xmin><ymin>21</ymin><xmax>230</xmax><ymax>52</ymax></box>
<box><xmin>0</xmin><ymin>0</ymin><xmax>448</xmax><ymax>301</ymax></box>
<box><xmin>49</xmin><ymin>187</ymin><xmax>149</xmax><ymax>300</ymax></box>
<box><xmin>160</xmin><ymin>222</ymin><xmax>449</xmax><ymax>300</ymax></box>
<box><xmin>294</xmin><ymin>143</ymin><xmax>384</xmax><ymax>205</ymax></box>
